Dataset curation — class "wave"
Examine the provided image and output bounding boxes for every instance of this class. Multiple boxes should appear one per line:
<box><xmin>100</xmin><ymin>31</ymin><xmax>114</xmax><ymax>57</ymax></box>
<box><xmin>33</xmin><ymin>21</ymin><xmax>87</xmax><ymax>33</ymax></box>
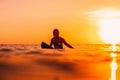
<box><xmin>0</xmin><ymin>48</ymin><xmax>13</xmax><ymax>52</ymax></box>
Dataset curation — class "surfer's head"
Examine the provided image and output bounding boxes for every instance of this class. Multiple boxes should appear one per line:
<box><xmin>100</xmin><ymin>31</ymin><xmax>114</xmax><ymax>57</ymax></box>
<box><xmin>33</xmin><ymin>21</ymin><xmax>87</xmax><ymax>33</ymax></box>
<box><xmin>53</xmin><ymin>29</ymin><xmax>59</xmax><ymax>37</ymax></box>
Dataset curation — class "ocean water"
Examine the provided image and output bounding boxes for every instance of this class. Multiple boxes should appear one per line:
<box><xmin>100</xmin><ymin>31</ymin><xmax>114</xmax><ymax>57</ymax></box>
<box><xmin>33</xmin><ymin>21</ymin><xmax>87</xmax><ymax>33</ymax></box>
<box><xmin>0</xmin><ymin>44</ymin><xmax>120</xmax><ymax>80</ymax></box>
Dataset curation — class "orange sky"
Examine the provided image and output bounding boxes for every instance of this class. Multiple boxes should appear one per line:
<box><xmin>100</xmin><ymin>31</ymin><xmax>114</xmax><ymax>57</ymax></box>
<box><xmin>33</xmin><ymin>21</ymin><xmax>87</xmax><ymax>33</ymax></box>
<box><xmin>1</xmin><ymin>0</ymin><xmax>120</xmax><ymax>44</ymax></box>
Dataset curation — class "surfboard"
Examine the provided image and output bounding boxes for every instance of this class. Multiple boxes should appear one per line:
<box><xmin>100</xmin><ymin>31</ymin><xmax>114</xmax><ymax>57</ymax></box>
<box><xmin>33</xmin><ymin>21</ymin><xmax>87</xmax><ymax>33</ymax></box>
<box><xmin>41</xmin><ymin>42</ymin><xmax>53</xmax><ymax>49</ymax></box>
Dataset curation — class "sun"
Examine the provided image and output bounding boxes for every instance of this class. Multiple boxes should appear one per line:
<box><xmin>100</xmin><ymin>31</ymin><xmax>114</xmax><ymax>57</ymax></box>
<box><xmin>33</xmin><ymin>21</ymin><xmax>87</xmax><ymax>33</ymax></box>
<box><xmin>90</xmin><ymin>8</ymin><xmax>120</xmax><ymax>44</ymax></box>
<box><xmin>99</xmin><ymin>18</ymin><xmax>120</xmax><ymax>44</ymax></box>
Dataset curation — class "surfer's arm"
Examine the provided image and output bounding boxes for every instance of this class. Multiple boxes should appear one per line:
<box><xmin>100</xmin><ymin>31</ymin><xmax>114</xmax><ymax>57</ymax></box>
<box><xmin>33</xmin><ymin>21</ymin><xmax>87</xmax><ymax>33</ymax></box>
<box><xmin>50</xmin><ymin>38</ymin><xmax>53</xmax><ymax>47</ymax></box>
<box><xmin>62</xmin><ymin>38</ymin><xmax>73</xmax><ymax>48</ymax></box>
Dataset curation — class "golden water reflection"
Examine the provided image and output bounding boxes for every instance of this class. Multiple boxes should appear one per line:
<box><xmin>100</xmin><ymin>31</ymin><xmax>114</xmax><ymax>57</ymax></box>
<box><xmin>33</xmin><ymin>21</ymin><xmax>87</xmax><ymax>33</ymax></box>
<box><xmin>110</xmin><ymin>45</ymin><xmax>118</xmax><ymax>80</ymax></box>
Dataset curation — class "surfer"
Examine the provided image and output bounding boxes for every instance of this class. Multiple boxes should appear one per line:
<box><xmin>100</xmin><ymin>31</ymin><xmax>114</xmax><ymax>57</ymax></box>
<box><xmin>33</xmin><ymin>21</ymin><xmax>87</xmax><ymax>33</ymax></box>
<box><xmin>50</xmin><ymin>29</ymin><xmax>73</xmax><ymax>49</ymax></box>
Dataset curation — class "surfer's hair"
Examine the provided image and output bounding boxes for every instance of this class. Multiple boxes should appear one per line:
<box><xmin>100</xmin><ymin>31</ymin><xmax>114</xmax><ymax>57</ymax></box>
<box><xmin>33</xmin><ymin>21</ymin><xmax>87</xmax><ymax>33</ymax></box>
<box><xmin>53</xmin><ymin>29</ymin><xmax>59</xmax><ymax>33</ymax></box>
<box><xmin>53</xmin><ymin>29</ymin><xmax>59</xmax><ymax>36</ymax></box>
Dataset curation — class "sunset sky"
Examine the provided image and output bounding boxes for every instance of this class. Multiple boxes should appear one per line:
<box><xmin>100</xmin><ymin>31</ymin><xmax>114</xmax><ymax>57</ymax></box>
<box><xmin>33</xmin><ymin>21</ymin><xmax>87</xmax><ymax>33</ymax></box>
<box><xmin>1</xmin><ymin>0</ymin><xmax>120</xmax><ymax>44</ymax></box>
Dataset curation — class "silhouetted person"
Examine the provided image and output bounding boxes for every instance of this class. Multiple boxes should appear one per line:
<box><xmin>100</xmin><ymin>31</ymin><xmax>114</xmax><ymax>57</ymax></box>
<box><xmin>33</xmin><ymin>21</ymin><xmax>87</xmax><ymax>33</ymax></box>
<box><xmin>50</xmin><ymin>29</ymin><xmax>73</xmax><ymax>49</ymax></box>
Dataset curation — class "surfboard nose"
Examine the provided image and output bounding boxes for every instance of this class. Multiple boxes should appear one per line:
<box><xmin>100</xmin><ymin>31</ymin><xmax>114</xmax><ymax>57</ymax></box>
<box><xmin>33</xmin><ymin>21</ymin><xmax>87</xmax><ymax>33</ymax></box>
<box><xmin>41</xmin><ymin>42</ymin><xmax>53</xmax><ymax>49</ymax></box>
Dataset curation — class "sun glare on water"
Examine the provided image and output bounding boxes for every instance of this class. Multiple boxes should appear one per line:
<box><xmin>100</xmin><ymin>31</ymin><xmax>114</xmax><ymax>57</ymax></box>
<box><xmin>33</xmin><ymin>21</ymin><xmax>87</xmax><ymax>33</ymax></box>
<box><xmin>110</xmin><ymin>55</ymin><xmax>117</xmax><ymax>80</ymax></box>
<box><xmin>110</xmin><ymin>45</ymin><xmax>118</xmax><ymax>80</ymax></box>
